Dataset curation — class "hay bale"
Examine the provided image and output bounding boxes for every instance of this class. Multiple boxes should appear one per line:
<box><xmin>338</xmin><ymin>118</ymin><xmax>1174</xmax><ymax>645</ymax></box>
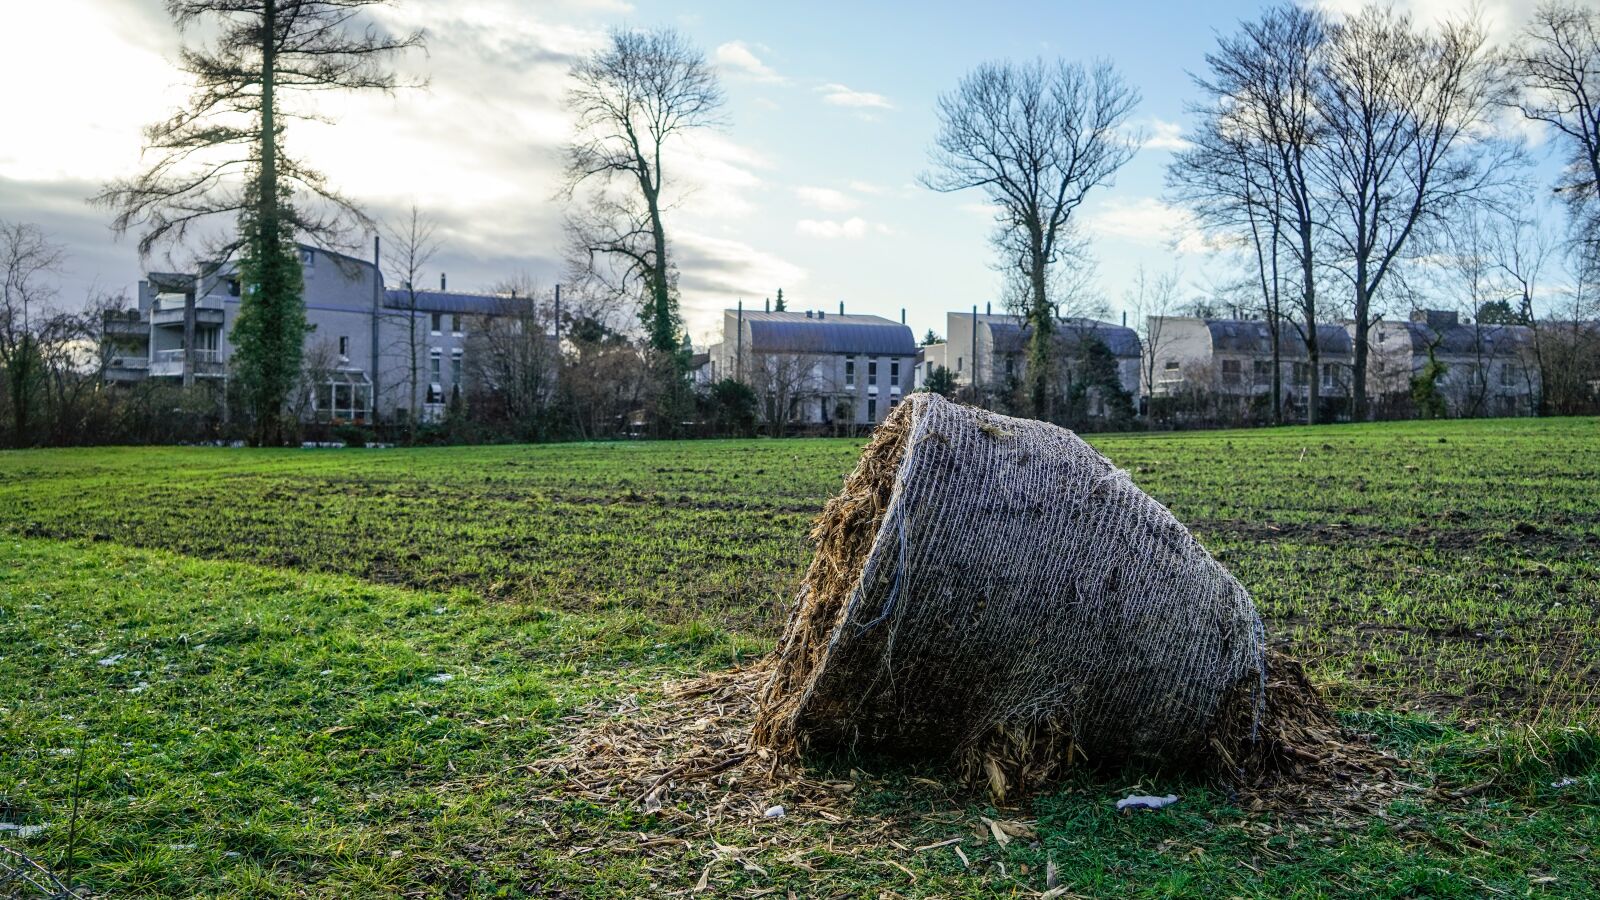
<box><xmin>754</xmin><ymin>393</ymin><xmax>1301</xmax><ymax>797</ymax></box>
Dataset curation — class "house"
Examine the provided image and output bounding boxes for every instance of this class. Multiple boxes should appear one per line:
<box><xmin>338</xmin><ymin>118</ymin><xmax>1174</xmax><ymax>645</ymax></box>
<box><xmin>708</xmin><ymin>307</ymin><xmax>919</xmax><ymax>427</ymax></box>
<box><xmin>101</xmin><ymin>245</ymin><xmax>532</xmax><ymax>424</ymax></box>
<box><xmin>1144</xmin><ymin>316</ymin><xmax>1354</xmax><ymax>421</ymax></box>
<box><xmin>919</xmin><ymin>311</ymin><xmax>1141</xmax><ymax>413</ymax></box>
<box><xmin>1366</xmin><ymin>310</ymin><xmax>1540</xmax><ymax>418</ymax></box>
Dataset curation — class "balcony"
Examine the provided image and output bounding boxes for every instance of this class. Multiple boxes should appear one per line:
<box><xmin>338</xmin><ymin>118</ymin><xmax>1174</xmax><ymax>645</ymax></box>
<box><xmin>149</xmin><ymin>348</ymin><xmax>225</xmax><ymax>378</ymax></box>
<box><xmin>150</xmin><ymin>296</ymin><xmax>226</xmax><ymax>328</ymax></box>
<box><xmin>102</xmin><ymin>316</ymin><xmax>148</xmax><ymax>338</ymax></box>
<box><xmin>104</xmin><ymin>355</ymin><xmax>150</xmax><ymax>382</ymax></box>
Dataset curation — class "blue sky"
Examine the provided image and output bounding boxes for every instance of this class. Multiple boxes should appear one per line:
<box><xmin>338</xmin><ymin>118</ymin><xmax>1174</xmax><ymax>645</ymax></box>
<box><xmin>0</xmin><ymin>0</ymin><xmax>1556</xmax><ymax>346</ymax></box>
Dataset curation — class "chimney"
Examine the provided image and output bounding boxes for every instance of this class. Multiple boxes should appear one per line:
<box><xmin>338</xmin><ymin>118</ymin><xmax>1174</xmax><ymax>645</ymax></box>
<box><xmin>839</xmin><ymin>300</ymin><xmax>845</xmax><ymax>315</ymax></box>
<box><xmin>985</xmin><ymin>301</ymin><xmax>991</xmax><ymax>316</ymax></box>
<box><xmin>1122</xmin><ymin>311</ymin><xmax>1127</xmax><ymax>327</ymax></box>
<box><xmin>765</xmin><ymin>297</ymin><xmax>771</xmax><ymax>312</ymax></box>
<box><xmin>806</xmin><ymin>309</ymin><xmax>814</xmax><ymax>318</ymax></box>
<box><xmin>819</xmin><ymin>309</ymin><xmax>825</xmax><ymax>319</ymax></box>
<box><xmin>440</xmin><ymin>273</ymin><xmax>446</xmax><ymax>291</ymax></box>
<box><xmin>900</xmin><ymin>307</ymin><xmax>906</xmax><ymax>325</ymax></box>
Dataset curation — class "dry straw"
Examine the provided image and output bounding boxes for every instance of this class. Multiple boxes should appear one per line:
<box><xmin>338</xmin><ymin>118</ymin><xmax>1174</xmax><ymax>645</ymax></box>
<box><xmin>753</xmin><ymin>393</ymin><xmax>1362</xmax><ymax>799</ymax></box>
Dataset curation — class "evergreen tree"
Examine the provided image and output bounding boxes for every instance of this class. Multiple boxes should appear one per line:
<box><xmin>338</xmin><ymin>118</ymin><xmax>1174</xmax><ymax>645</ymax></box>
<box><xmin>97</xmin><ymin>1</ymin><xmax>422</xmax><ymax>443</ymax></box>
<box><xmin>230</xmin><ymin>199</ymin><xmax>306</xmax><ymax>444</ymax></box>
<box><xmin>774</xmin><ymin>288</ymin><xmax>786</xmax><ymax>312</ymax></box>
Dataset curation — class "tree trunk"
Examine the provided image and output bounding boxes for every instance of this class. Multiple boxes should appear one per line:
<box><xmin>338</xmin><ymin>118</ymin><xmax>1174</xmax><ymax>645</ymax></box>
<box><xmin>1351</xmin><ymin>281</ymin><xmax>1370</xmax><ymax>423</ymax></box>
<box><xmin>1027</xmin><ymin>242</ymin><xmax>1052</xmax><ymax>420</ymax></box>
<box><xmin>256</xmin><ymin>0</ymin><xmax>280</xmax><ymax>445</ymax></box>
<box><xmin>1300</xmin><ymin>229</ymin><xmax>1319</xmax><ymax>426</ymax></box>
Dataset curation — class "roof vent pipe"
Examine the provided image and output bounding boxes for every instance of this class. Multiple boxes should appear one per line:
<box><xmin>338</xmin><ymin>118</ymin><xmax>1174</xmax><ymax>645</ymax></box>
<box><xmin>440</xmin><ymin>273</ymin><xmax>446</xmax><ymax>290</ymax></box>
<box><xmin>806</xmin><ymin>309</ymin><xmax>813</xmax><ymax>318</ymax></box>
<box><xmin>986</xmin><ymin>301</ymin><xmax>991</xmax><ymax>316</ymax></box>
<box><xmin>901</xmin><ymin>307</ymin><xmax>906</xmax><ymax>325</ymax></box>
<box><xmin>839</xmin><ymin>300</ymin><xmax>845</xmax><ymax>315</ymax></box>
<box><xmin>765</xmin><ymin>297</ymin><xmax>771</xmax><ymax>312</ymax></box>
<box><xmin>819</xmin><ymin>310</ymin><xmax>825</xmax><ymax>319</ymax></box>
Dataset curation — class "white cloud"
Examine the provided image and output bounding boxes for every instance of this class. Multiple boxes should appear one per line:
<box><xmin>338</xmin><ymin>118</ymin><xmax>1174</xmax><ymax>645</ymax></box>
<box><xmin>714</xmin><ymin>40</ymin><xmax>784</xmax><ymax>83</ymax></box>
<box><xmin>817</xmin><ymin>83</ymin><xmax>893</xmax><ymax>110</ymax></box>
<box><xmin>796</xmin><ymin>217</ymin><xmax>871</xmax><ymax>239</ymax></box>
<box><xmin>848</xmin><ymin>180</ymin><xmax>886</xmax><ymax>195</ymax></box>
<box><xmin>675</xmin><ymin>230</ymin><xmax>807</xmax><ymax>333</ymax></box>
<box><xmin>1084</xmin><ymin>197</ymin><xmax>1216</xmax><ymax>254</ymax></box>
<box><xmin>794</xmin><ymin>185</ymin><xmax>858</xmax><ymax>212</ymax></box>
<box><xmin>1142</xmin><ymin>119</ymin><xmax>1192</xmax><ymax>151</ymax></box>
<box><xmin>1310</xmin><ymin>0</ymin><xmax>1531</xmax><ymax>44</ymax></box>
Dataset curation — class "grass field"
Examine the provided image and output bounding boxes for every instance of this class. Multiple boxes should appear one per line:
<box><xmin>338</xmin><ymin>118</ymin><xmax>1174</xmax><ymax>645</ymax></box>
<box><xmin>2</xmin><ymin>417</ymin><xmax>1598</xmax><ymax>897</ymax></box>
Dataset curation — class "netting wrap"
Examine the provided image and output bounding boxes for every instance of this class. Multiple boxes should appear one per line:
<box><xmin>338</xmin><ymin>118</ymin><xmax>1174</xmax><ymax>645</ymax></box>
<box><xmin>753</xmin><ymin>393</ymin><xmax>1270</xmax><ymax>795</ymax></box>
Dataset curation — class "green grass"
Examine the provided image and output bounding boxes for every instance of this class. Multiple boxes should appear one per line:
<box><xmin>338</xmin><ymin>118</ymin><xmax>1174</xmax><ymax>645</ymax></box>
<box><xmin>2</xmin><ymin>417</ymin><xmax>1598</xmax><ymax>897</ymax></box>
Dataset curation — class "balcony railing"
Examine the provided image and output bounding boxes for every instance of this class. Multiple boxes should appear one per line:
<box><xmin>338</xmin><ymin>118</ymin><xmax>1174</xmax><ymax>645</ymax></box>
<box><xmin>149</xmin><ymin>348</ymin><xmax>225</xmax><ymax>377</ymax></box>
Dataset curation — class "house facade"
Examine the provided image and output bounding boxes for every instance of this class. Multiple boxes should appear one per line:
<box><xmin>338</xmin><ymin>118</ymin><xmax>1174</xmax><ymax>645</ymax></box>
<box><xmin>102</xmin><ymin>245</ymin><xmax>530</xmax><ymax>424</ymax></box>
<box><xmin>706</xmin><ymin>308</ymin><xmax>919</xmax><ymax>428</ymax></box>
<box><xmin>1366</xmin><ymin>310</ymin><xmax>1540</xmax><ymax>418</ymax></box>
<box><xmin>917</xmin><ymin>312</ymin><xmax>1142</xmax><ymax>413</ymax></box>
<box><xmin>1144</xmin><ymin>316</ymin><xmax>1355</xmax><ymax>422</ymax></box>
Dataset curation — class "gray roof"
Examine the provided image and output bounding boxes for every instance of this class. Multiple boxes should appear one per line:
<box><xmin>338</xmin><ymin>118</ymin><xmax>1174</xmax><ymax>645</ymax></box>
<box><xmin>740</xmin><ymin>311</ymin><xmax>917</xmax><ymax>355</ymax></box>
<box><xmin>384</xmin><ymin>289</ymin><xmax>524</xmax><ymax>316</ymax></box>
<box><xmin>987</xmin><ymin>317</ymin><xmax>1141</xmax><ymax>359</ymax></box>
<box><xmin>1206</xmin><ymin>319</ymin><xmax>1352</xmax><ymax>357</ymax></box>
<box><xmin>1396</xmin><ymin>321</ymin><xmax>1536</xmax><ymax>355</ymax></box>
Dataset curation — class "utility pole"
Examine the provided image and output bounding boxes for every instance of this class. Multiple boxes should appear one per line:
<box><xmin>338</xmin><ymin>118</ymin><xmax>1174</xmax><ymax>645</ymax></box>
<box><xmin>370</xmin><ymin>234</ymin><xmax>381</xmax><ymax>424</ymax></box>
<box><xmin>971</xmin><ymin>303</ymin><xmax>979</xmax><ymax>398</ymax></box>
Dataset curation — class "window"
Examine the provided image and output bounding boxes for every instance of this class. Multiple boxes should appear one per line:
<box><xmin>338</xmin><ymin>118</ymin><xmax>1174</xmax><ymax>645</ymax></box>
<box><xmin>867</xmin><ymin>398</ymin><xmax>877</xmax><ymax>421</ymax></box>
<box><xmin>228</xmin><ymin>278</ymin><xmax>241</xmax><ymax>297</ymax></box>
<box><xmin>1253</xmin><ymin>360</ymin><xmax>1271</xmax><ymax>380</ymax></box>
<box><xmin>1321</xmin><ymin>363</ymin><xmax>1337</xmax><ymax>389</ymax></box>
<box><xmin>1221</xmin><ymin>359</ymin><xmax>1242</xmax><ymax>383</ymax></box>
<box><xmin>1163</xmin><ymin>359</ymin><xmax>1180</xmax><ymax>371</ymax></box>
<box><xmin>430</xmin><ymin>312</ymin><xmax>442</xmax><ymax>334</ymax></box>
<box><xmin>1292</xmin><ymin>362</ymin><xmax>1310</xmax><ymax>386</ymax></box>
<box><xmin>298</xmin><ymin>248</ymin><xmax>315</xmax><ymax>269</ymax></box>
<box><xmin>956</xmin><ymin>356</ymin><xmax>964</xmax><ymax>373</ymax></box>
<box><xmin>451</xmin><ymin>314</ymin><xmax>462</xmax><ymax>335</ymax></box>
<box><xmin>868</xmin><ymin>360</ymin><xmax>878</xmax><ymax>387</ymax></box>
<box><xmin>1005</xmin><ymin>356</ymin><xmax>1015</xmax><ymax>377</ymax></box>
<box><xmin>1500</xmin><ymin>364</ymin><xmax>1519</xmax><ymax>387</ymax></box>
<box><xmin>429</xmin><ymin>348</ymin><xmax>442</xmax><ymax>380</ymax></box>
<box><xmin>338</xmin><ymin>336</ymin><xmax>349</xmax><ymax>357</ymax></box>
<box><xmin>450</xmin><ymin>348</ymin><xmax>463</xmax><ymax>383</ymax></box>
<box><xmin>890</xmin><ymin>360</ymin><xmax>900</xmax><ymax>388</ymax></box>
<box><xmin>844</xmin><ymin>358</ymin><xmax>856</xmax><ymax>388</ymax></box>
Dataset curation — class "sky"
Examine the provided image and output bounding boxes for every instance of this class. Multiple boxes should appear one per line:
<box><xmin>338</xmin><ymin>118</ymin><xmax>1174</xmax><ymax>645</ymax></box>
<box><xmin>0</xmin><ymin>0</ymin><xmax>1556</xmax><ymax>348</ymax></box>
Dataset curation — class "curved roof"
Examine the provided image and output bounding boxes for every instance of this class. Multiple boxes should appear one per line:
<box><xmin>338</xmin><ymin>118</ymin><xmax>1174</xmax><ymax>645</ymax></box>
<box><xmin>384</xmin><ymin>289</ymin><xmax>524</xmax><ymax>316</ymax></box>
<box><xmin>1394</xmin><ymin>321</ymin><xmax>1536</xmax><ymax>355</ymax></box>
<box><xmin>1206</xmin><ymin>319</ymin><xmax>1352</xmax><ymax>357</ymax></box>
<box><xmin>743</xmin><ymin>311</ymin><xmax>917</xmax><ymax>355</ymax></box>
<box><xmin>987</xmin><ymin>317</ymin><xmax>1142</xmax><ymax>359</ymax></box>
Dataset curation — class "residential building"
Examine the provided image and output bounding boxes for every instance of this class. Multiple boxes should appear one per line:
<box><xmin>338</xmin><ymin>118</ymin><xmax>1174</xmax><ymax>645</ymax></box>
<box><xmin>918</xmin><ymin>311</ymin><xmax>1142</xmax><ymax>412</ymax></box>
<box><xmin>1144</xmin><ymin>316</ymin><xmax>1355</xmax><ymax>421</ymax></box>
<box><xmin>707</xmin><ymin>308</ymin><xmax>918</xmax><ymax>427</ymax></box>
<box><xmin>1366</xmin><ymin>310</ymin><xmax>1540</xmax><ymax>418</ymax></box>
<box><xmin>102</xmin><ymin>245</ymin><xmax>531</xmax><ymax>424</ymax></box>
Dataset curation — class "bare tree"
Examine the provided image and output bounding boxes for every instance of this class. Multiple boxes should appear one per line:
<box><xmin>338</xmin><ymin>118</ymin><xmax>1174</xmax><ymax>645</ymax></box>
<box><xmin>96</xmin><ymin>0</ymin><xmax>422</xmax><ymax>444</ymax></box>
<box><xmin>563</xmin><ymin>28</ymin><xmax>724</xmax><ymax>379</ymax></box>
<box><xmin>924</xmin><ymin>59</ymin><xmax>1140</xmax><ymax>420</ymax></box>
<box><xmin>381</xmin><ymin>205</ymin><xmax>439</xmax><ymax>437</ymax></box>
<box><xmin>1508</xmin><ymin>2</ymin><xmax>1600</xmax><ymax>264</ymax></box>
<box><xmin>1125</xmin><ymin>264</ymin><xmax>1180</xmax><ymax>409</ymax></box>
<box><xmin>464</xmin><ymin>278</ymin><xmax>560</xmax><ymax>438</ymax></box>
<box><xmin>0</xmin><ymin>222</ymin><xmax>66</xmax><ymax>446</ymax></box>
<box><xmin>1169</xmin><ymin>5</ymin><xmax>1324</xmax><ymax>423</ymax></box>
<box><xmin>1311</xmin><ymin>5</ymin><xmax>1515</xmax><ymax>421</ymax></box>
<box><xmin>747</xmin><ymin>351</ymin><xmax>827</xmax><ymax>436</ymax></box>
